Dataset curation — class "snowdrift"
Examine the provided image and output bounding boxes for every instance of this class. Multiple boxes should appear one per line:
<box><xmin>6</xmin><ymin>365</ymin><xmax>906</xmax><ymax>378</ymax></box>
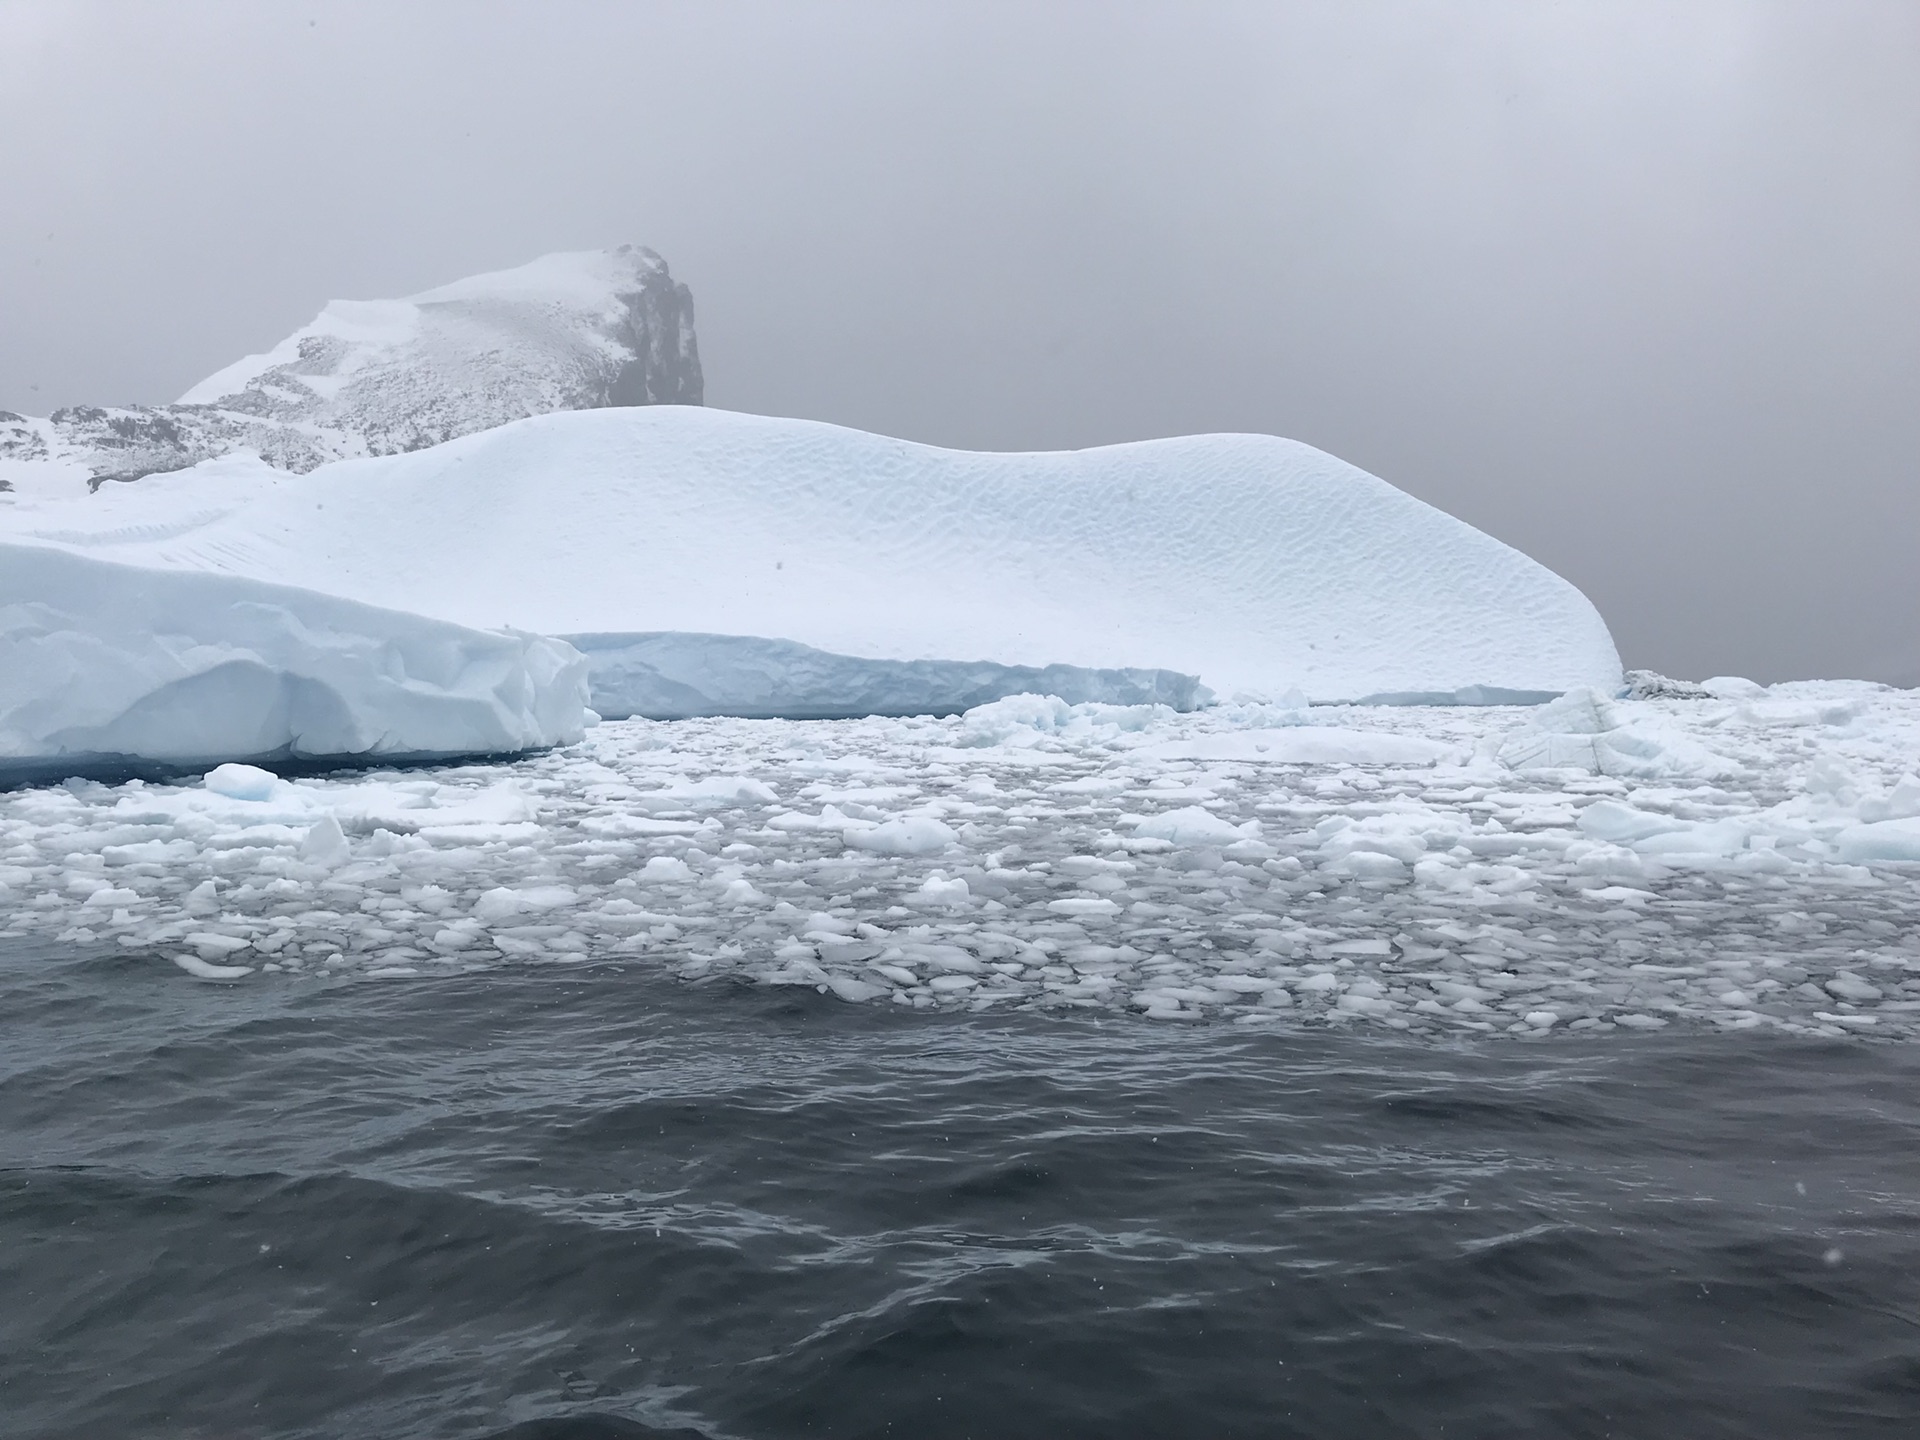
<box><xmin>2</xmin><ymin>407</ymin><xmax>1622</xmax><ymax>706</ymax></box>
<box><xmin>0</xmin><ymin>544</ymin><xmax>588</xmax><ymax>782</ymax></box>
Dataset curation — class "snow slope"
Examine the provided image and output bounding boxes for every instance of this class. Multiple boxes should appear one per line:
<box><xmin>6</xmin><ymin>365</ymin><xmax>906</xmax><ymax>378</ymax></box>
<box><xmin>0</xmin><ymin>246</ymin><xmax>700</xmax><ymax>494</ymax></box>
<box><xmin>0</xmin><ymin>406</ymin><xmax>1622</xmax><ymax>704</ymax></box>
<box><xmin>0</xmin><ymin>544</ymin><xmax>588</xmax><ymax>782</ymax></box>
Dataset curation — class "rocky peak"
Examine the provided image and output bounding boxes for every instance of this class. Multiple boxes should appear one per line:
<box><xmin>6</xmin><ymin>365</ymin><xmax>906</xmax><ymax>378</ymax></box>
<box><xmin>13</xmin><ymin>245</ymin><xmax>702</xmax><ymax>491</ymax></box>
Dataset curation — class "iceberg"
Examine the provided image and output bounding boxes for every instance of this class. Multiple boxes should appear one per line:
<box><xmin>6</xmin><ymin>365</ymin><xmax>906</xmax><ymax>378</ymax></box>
<box><xmin>0</xmin><ymin>543</ymin><xmax>588</xmax><ymax>783</ymax></box>
<box><xmin>3</xmin><ymin>406</ymin><xmax>1622</xmax><ymax>707</ymax></box>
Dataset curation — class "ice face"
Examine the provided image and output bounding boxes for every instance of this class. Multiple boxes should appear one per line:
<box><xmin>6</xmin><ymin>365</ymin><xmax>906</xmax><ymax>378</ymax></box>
<box><xmin>560</xmin><ymin>631</ymin><xmax>1207</xmax><ymax>720</ymax></box>
<box><xmin>2</xmin><ymin>406</ymin><xmax>1623</xmax><ymax>705</ymax></box>
<box><xmin>0</xmin><ymin>543</ymin><xmax>589</xmax><ymax>779</ymax></box>
<box><xmin>3</xmin><ymin>682</ymin><xmax>1915</xmax><ymax>1040</ymax></box>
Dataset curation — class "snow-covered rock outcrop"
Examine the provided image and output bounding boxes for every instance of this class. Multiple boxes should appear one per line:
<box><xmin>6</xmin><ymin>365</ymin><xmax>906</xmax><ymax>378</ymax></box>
<box><xmin>0</xmin><ymin>246</ymin><xmax>700</xmax><ymax>494</ymax></box>
<box><xmin>0</xmin><ymin>544</ymin><xmax>588</xmax><ymax>782</ymax></box>
<box><xmin>1</xmin><ymin>406</ymin><xmax>1622</xmax><ymax>705</ymax></box>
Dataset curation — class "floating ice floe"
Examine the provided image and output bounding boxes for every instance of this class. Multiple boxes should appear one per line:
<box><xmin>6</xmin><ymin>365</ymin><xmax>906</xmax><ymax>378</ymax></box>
<box><xmin>0</xmin><ymin>543</ymin><xmax>589</xmax><ymax>782</ymax></box>
<box><xmin>1497</xmin><ymin>687</ymin><xmax>1739</xmax><ymax>779</ymax></box>
<box><xmin>1</xmin><ymin>682</ymin><xmax>1915</xmax><ymax>1040</ymax></box>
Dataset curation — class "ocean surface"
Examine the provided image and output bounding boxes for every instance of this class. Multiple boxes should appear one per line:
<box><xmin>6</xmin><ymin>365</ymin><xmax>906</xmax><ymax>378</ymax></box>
<box><xmin>5</xmin><ymin>942</ymin><xmax>1920</xmax><ymax>1439</ymax></box>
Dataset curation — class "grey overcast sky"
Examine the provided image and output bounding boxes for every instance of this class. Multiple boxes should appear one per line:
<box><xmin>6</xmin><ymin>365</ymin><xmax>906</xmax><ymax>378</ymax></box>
<box><xmin>2</xmin><ymin>1</ymin><xmax>1915</xmax><ymax>684</ymax></box>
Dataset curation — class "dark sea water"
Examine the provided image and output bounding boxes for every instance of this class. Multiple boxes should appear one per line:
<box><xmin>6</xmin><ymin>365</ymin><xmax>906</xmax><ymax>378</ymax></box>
<box><xmin>5</xmin><ymin>944</ymin><xmax>1920</xmax><ymax>1439</ymax></box>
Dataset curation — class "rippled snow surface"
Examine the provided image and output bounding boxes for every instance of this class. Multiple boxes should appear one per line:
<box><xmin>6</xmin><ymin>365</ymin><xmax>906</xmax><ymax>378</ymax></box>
<box><xmin>5</xmin><ymin>689</ymin><xmax>1918</xmax><ymax>1038</ymax></box>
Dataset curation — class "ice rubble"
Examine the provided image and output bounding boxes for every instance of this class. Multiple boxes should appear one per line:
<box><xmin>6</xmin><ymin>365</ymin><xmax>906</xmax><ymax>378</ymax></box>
<box><xmin>2</xmin><ymin>681</ymin><xmax>1915</xmax><ymax>1039</ymax></box>
<box><xmin>0</xmin><ymin>247</ymin><xmax>700</xmax><ymax>495</ymax></box>
<box><xmin>3</xmin><ymin>406</ymin><xmax>1622</xmax><ymax>705</ymax></box>
<box><xmin>0</xmin><ymin>543</ymin><xmax>588</xmax><ymax>782</ymax></box>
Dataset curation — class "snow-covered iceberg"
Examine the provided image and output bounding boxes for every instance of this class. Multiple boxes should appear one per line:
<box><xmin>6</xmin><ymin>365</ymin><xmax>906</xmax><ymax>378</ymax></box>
<box><xmin>0</xmin><ymin>543</ymin><xmax>588</xmax><ymax>783</ymax></box>
<box><xmin>0</xmin><ymin>245</ymin><xmax>700</xmax><ymax>494</ymax></box>
<box><xmin>1</xmin><ymin>406</ymin><xmax>1622</xmax><ymax>706</ymax></box>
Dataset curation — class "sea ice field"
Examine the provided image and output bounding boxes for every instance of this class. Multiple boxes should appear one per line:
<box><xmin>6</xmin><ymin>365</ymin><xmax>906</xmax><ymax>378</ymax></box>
<box><xmin>8</xmin><ymin>680</ymin><xmax>1916</xmax><ymax>1042</ymax></box>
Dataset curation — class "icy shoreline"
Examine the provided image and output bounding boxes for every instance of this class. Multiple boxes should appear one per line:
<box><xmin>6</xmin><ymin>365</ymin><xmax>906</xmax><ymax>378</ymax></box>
<box><xmin>4</xmin><ymin>685</ymin><xmax>1916</xmax><ymax>1038</ymax></box>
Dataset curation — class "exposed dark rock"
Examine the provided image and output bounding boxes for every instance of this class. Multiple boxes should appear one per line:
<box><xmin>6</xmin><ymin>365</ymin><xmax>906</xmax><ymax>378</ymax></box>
<box><xmin>17</xmin><ymin>246</ymin><xmax>703</xmax><ymax>491</ymax></box>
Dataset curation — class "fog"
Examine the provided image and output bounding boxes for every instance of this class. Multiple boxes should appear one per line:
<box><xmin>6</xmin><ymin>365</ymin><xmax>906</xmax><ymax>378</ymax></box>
<box><xmin>3</xmin><ymin>0</ymin><xmax>1914</xmax><ymax>683</ymax></box>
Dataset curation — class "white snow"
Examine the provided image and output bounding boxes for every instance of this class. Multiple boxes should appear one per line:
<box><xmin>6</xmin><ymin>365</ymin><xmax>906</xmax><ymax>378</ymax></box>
<box><xmin>0</xmin><ymin>542</ymin><xmax>588</xmax><ymax>779</ymax></box>
<box><xmin>2</xmin><ymin>406</ymin><xmax>1621</xmax><ymax>705</ymax></box>
<box><xmin>2</xmin><ymin>680</ymin><xmax>1914</xmax><ymax>1042</ymax></box>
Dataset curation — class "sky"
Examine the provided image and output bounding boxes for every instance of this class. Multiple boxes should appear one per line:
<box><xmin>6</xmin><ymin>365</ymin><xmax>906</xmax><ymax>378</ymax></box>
<box><xmin>2</xmin><ymin>0</ymin><xmax>1915</xmax><ymax>684</ymax></box>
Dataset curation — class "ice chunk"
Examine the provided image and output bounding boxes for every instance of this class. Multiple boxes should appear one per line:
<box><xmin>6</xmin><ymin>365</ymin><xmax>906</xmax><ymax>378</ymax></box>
<box><xmin>0</xmin><ymin>544</ymin><xmax>588</xmax><ymax>782</ymax></box>
<box><xmin>1499</xmin><ymin>688</ymin><xmax>1736</xmax><ymax>779</ymax></box>
<box><xmin>1860</xmin><ymin>775</ymin><xmax>1920</xmax><ymax>824</ymax></box>
<box><xmin>651</xmin><ymin>775</ymin><xmax>779</xmax><ymax>810</ymax></box>
<box><xmin>299</xmin><ymin>815</ymin><xmax>351</xmax><ymax>867</ymax></box>
<box><xmin>915</xmin><ymin>874</ymin><xmax>972</xmax><ymax>906</ymax></box>
<box><xmin>172</xmin><ymin>954</ymin><xmax>254</xmax><ymax>980</ymax></box>
<box><xmin>845</xmin><ymin>817</ymin><xmax>959</xmax><ymax>856</ymax></box>
<box><xmin>1701</xmin><ymin>676</ymin><xmax>1769</xmax><ymax>699</ymax></box>
<box><xmin>637</xmin><ymin>855</ymin><xmax>697</xmax><ymax>883</ymax></box>
<box><xmin>1529</xmin><ymin>687</ymin><xmax>1621</xmax><ymax>735</ymax></box>
<box><xmin>203</xmin><ymin>763</ymin><xmax>280</xmax><ymax>801</ymax></box>
<box><xmin>1835</xmin><ymin>818</ymin><xmax>1920</xmax><ymax>864</ymax></box>
<box><xmin>957</xmin><ymin>695</ymin><xmax>1176</xmax><ymax>748</ymax></box>
<box><xmin>1578</xmin><ymin>801</ymin><xmax>1686</xmax><ymax>844</ymax></box>
<box><xmin>1824</xmin><ymin>973</ymin><xmax>1884</xmax><ymax>1003</ymax></box>
<box><xmin>1130</xmin><ymin>806</ymin><xmax>1255</xmax><ymax>847</ymax></box>
<box><xmin>473</xmin><ymin>884</ymin><xmax>578</xmax><ymax>921</ymax></box>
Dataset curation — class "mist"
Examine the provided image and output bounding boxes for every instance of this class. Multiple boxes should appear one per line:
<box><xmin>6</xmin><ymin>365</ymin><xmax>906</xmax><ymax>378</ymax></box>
<box><xmin>3</xmin><ymin>0</ymin><xmax>1914</xmax><ymax>684</ymax></box>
